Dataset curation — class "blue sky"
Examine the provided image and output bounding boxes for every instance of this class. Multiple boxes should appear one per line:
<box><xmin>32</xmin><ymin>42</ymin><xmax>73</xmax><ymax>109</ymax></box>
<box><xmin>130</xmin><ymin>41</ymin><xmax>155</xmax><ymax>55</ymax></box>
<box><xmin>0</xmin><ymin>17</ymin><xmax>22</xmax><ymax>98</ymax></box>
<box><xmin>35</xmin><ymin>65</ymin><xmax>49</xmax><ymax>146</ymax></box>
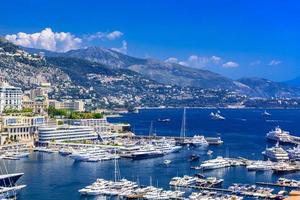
<box><xmin>0</xmin><ymin>0</ymin><xmax>300</xmax><ymax>81</ymax></box>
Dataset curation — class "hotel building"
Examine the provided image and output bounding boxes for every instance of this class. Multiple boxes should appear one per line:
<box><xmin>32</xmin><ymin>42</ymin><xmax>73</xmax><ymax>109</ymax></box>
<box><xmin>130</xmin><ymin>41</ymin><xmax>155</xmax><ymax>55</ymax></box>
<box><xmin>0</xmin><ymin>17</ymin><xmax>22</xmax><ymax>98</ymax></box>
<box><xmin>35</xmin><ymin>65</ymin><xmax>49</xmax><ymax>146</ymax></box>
<box><xmin>38</xmin><ymin>125</ymin><xmax>98</xmax><ymax>143</ymax></box>
<box><xmin>48</xmin><ymin>99</ymin><xmax>85</xmax><ymax>112</ymax></box>
<box><xmin>64</xmin><ymin>118</ymin><xmax>111</xmax><ymax>137</ymax></box>
<box><xmin>0</xmin><ymin>77</ymin><xmax>23</xmax><ymax>113</ymax></box>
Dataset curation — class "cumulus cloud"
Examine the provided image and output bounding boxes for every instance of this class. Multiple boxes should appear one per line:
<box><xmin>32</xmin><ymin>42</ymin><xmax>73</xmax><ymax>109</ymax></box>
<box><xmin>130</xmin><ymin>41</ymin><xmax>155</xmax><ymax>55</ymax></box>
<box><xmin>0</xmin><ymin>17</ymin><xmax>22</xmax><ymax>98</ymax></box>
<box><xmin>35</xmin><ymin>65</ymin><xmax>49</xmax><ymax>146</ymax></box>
<box><xmin>111</xmin><ymin>40</ymin><xmax>128</xmax><ymax>54</ymax></box>
<box><xmin>5</xmin><ymin>28</ymin><xmax>82</xmax><ymax>52</ymax></box>
<box><xmin>269</xmin><ymin>59</ymin><xmax>282</xmax><ymax>66</ymax></box>
<box><xmin>222</xmin><ymin>61</ymin><xmax>239</xmax><ymax>68</ymax></box>
<box><xmin>165</xmin><ymin>55</ymin><xmax>239</xmax><ymax>69</ymax></box>
<box><xmin>166</xmin><ymin>55</ymin><xmax>220</xmax><ymax>68</ymax></box>
<box><xmin>85</xmin><ymin>31</ymin><xmax>123</xmax><ymax>41</ymax></box>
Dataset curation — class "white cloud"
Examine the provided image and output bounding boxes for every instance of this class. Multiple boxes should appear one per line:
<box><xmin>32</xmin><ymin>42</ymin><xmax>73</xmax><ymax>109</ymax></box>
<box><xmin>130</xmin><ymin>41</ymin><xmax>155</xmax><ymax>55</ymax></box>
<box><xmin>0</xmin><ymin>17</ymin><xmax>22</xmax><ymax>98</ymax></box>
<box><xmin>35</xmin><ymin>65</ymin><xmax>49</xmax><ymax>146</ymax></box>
<box><xmin>111</xmin><ymin>40</ymin><xmax>128</xmax><ymax>54</ymax></box>
<box><xmin>166</xmin><ymin>55</ymin><xmax>212</xmax><ymax>68</ymax></box>
<box><xmin>165</xmin><ymin>57</ymin><xmax>179</xmax><ymax>63</ymax></box>
<box><xmin>86</xmin><ymin>31</ymin><xmax>123</xmax><ymax>41</ymax></box>
<box><xmin>5</xmin><ymin>28</ymin><xmax>82</xmax><ymax>52</ymax></box>
<box><xmin>222</xmin><ymin>61</ymin><xmax>239</xmax><ymax>68</ymax></box>
<box><xmin>211</xmin><ymin>55</ymin><xmax>222</xmax><ymax>64</ymax></box>
<box><xmin>165</xmin><ymin>54</ymin><xmax>239</xmax><ymax>69</ymax></box>
<box><xmin>250</xmin><ymin>60</ymin><xmax>261</xmax><ymax>66</ymax></box>
<box><xmin>269</xmin><ymin>59</ymin><xmax>282</xmax><ymax>66</ymax></box>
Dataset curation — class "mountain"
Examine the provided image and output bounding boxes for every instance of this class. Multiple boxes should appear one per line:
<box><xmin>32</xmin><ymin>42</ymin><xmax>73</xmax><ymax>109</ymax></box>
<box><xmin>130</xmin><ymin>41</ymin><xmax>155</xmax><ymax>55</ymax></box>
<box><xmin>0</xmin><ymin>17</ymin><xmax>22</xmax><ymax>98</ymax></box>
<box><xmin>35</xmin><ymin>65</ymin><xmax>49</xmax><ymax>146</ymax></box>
<box><xmin>17</xmin><ymin>43</ymin><xmax>300</xmax><ymax>98</ymax></box>
<box><xmin>1</xmin><ymin>38</ymin><xmax>248</xmax><ymax>108</ymax></box>
<box><xmin>238</xmin><ymin>77</ymin><xmax>300</xmax><ymax>98</ymax></box>
<box><xmin>24</xmin><ymin>46</ymin><xmax>242</xmax><ymax>90</ymax></box>
<box><xmin>284</xmin><ymin>76</ymin><xmax>300</xmax><ymax>87</ymax></box>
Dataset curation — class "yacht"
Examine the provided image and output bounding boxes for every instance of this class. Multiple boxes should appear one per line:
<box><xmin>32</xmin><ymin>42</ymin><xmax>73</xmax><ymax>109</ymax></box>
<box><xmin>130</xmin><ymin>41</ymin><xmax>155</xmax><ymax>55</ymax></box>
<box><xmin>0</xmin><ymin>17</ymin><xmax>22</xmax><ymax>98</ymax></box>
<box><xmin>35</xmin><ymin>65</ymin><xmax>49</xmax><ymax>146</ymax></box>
<box><xmin>0</xmin><ymin>173</ymin><xmax>24</xmax><ymax>187</ymax></box>
<box><xmin>132</xmin><ymin>145</ymin><xmax>164</xmax><ymax>159</ymax></box>
<box><xmin>200</xmin><ymin>156</ymin><xmax>230</xmax><ymax>170</ymax></box>
<box><xmin>210</xmin><ymin>111</ymin><xmax>225</xmax><ymax>120</ymax></box>
<box><xmin>287</xmin><ymin>145</ymin><xmax>300</xmax><ymax>160</ymax></box>
<box><xmin>262</xmin><ymin>110</ymin><xmax>271</xmax><ymax>117</ymax></box>
<box><xmin>266</xmin><ymin>126</ymin><xmax>292</xmax><ymax>143</ymax></box>
<box><xmin>262</xmin><ymin>143</ymin><xmax>289</xmax><ymax>161</ymax></box>
<box><xmin>246</xmin><ymin>160</ymin><xmax>273</xmax><ymax>171</ymax></box>
<box><xmin>191</xmin><ymin>135</ymin><xmax>209</xmax><ymax>147</ymax></box>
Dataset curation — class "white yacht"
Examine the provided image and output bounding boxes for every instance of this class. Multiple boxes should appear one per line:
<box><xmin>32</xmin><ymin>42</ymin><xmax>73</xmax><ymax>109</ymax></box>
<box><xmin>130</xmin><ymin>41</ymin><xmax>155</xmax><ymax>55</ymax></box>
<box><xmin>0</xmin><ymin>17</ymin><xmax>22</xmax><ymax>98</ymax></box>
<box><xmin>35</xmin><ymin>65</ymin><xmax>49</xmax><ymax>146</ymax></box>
<box><xmin>262</xmin><ymin>143</ymin><xmax>289</xmax><ymax>161</ymax></box>
<box><xmin>266</xmin><ymin>126</ymin><xmax>292</xmax><ymax>143</ymax></box>
<box><xmin>200</xmin><ymin>156</ymin><xmax>230</xmax><ymax>170</ymax></box>
<box><xmin>287</xmin><ymin>145</ymin><xmax>300</xmax><ymax>160</ymax></box>
<box><xmin>192</xmin><ymin>135</ymin><xmax>209</xmax><ymax>147</ymax></box>
<box><xmin>246</xmin><ymin>160</ymin><xmax>273</xmax><ymax>171</ymax></box>
<box><xmin>132</xmin><ymin>145</ymin><xmax>164</xmax><ymax>159</ymax></box>
<box><xmin>210</xmin><ymin>111</ymin><xmax>225</xmax><ymax>120</ymax></box>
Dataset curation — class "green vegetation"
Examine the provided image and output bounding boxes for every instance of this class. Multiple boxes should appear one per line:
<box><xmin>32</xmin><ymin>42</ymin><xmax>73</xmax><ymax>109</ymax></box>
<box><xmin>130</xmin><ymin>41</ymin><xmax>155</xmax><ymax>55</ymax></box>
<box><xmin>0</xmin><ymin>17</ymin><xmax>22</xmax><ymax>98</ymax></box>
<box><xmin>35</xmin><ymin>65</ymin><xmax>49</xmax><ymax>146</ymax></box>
<box><xmin>48</xmin><ymin>106</ymin><xmax>103</xmax><ymax>119</ymax></box>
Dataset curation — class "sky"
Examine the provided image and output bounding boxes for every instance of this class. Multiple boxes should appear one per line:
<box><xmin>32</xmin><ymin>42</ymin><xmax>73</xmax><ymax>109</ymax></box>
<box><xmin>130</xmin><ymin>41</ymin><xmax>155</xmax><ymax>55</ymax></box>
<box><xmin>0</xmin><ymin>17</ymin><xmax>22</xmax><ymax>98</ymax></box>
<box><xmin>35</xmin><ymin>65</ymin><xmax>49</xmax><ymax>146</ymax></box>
<box><xmin>0</xmin><ymin>0</ymin><xmax>300</xmax><ymax>81</ymax></box>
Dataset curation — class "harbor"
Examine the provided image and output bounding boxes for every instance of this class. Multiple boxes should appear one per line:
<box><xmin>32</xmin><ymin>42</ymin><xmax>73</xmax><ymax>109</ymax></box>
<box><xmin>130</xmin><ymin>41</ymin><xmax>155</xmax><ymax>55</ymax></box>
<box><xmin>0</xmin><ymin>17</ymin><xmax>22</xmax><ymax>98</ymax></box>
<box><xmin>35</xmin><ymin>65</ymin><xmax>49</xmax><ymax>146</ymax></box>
<box><xmin>2</xmin><ymin>108</ymin><xmax>300</xmax><ymax>200</ymax></box>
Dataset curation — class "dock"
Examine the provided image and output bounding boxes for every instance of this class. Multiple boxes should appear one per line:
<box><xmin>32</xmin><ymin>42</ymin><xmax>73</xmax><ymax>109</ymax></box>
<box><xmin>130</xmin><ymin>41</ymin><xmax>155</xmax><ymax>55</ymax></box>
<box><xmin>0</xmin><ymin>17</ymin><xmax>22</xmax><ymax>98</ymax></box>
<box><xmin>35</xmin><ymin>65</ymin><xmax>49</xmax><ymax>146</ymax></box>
<box><xmin>132</xmin><ymin>135</ymin><xmax>223</xmax><ymax>145</ymax></box>
<box><xmin>256</xmin><ymin>182</ymin><xmax>300</xmax><ymax>189</ymax></box>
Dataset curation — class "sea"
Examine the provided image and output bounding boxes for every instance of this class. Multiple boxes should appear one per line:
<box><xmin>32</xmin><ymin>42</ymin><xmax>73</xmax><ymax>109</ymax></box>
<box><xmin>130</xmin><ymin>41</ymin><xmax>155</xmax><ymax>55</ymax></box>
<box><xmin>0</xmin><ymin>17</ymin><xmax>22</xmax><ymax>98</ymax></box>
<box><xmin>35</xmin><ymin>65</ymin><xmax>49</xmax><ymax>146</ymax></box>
<box><xmin>4</xmin><ymin>108</ymin><xmax>300</xmax><ymax>200</ymax></box>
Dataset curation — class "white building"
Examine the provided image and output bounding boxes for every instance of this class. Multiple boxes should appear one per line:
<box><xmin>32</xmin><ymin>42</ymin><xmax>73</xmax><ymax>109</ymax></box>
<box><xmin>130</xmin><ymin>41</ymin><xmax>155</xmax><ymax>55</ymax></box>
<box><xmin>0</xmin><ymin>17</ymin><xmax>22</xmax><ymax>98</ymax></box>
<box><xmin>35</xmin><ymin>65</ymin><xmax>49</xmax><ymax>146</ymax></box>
<box><xmin>0</xmin><ymin>77</ymin><xmax>23</xmax><ymax>113</ymax></box>
<box><xmin>38</xmin><ymin>125</ymin><xmax>97</xmax><ymax>143</ymax></box>
<box><xmin>48</xmin><ymin>99</ymin><xmax>85</xmax><ymax>112</ymax></box>
<box><xmin>64</xmin><ymin>118</ymin><xmax>111</xmax><ymax>136</ymax></box>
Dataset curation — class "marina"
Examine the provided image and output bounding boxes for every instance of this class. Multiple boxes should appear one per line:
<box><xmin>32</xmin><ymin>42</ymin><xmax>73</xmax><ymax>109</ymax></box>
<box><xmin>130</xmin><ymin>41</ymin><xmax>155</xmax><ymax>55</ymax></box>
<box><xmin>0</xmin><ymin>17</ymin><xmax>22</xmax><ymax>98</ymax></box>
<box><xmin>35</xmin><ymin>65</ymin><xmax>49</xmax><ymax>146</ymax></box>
<box><xmin>2</xmin><ymin>108</ymin><xmax>300</xmax><ymax>200</ymax></box>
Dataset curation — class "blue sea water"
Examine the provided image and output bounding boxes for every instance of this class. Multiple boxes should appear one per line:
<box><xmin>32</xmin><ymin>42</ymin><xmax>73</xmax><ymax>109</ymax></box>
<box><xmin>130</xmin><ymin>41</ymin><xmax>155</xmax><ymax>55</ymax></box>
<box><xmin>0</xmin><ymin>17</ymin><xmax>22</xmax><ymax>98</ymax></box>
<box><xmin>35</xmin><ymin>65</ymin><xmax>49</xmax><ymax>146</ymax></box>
<box><xmin>5</xmin><ymin>108</ymin><xmax>300</xmax><ymax>200</ymax></box>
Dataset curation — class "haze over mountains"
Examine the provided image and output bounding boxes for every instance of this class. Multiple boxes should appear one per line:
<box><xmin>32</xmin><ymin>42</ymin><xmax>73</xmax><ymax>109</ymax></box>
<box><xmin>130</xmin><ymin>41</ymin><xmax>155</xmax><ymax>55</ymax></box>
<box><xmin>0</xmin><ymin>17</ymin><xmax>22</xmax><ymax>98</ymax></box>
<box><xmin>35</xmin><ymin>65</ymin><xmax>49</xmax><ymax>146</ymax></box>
<box><xmin>24</xmin><ymin>45</ymin><xmax>300</xmax><ymax>98</ymax></box>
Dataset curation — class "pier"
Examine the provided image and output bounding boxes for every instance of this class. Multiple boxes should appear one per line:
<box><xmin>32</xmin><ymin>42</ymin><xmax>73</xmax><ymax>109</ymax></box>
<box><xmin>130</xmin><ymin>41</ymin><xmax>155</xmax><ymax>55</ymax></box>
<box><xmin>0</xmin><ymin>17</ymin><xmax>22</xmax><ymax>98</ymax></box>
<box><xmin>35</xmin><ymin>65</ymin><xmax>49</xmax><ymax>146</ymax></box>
<box><xmin>256</xmin><ymin>182</ymin><xmax>300</xmax><ymax>189</ymax></box>
<box><xmin>132</xmin><ymin>135</ymin><xmax>223</xmax><ymax>145</ymax></box>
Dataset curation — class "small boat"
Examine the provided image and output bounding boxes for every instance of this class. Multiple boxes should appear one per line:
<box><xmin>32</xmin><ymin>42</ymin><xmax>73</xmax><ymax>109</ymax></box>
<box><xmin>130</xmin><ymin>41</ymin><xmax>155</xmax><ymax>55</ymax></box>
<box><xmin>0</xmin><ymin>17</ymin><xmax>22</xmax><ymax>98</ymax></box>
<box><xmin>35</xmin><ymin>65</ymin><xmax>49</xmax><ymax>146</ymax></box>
<box><xmin>157</xmin><ymin>118</ymin><xmax>171</xmax><ymax>122</ymax></box>
<box><xmin>262</xmin><ymin>110</ymin><xmax>271</xmax><ymax>117</ymax></box>
<box><xmin>164</xmin><ymin>160</ymin><xmax>171</xmax><ymax>165</ymax></box>
<box><xmin>207</xmin><ymin>150</ymin><xmax>213</xmax><ymax>155</ymax></box>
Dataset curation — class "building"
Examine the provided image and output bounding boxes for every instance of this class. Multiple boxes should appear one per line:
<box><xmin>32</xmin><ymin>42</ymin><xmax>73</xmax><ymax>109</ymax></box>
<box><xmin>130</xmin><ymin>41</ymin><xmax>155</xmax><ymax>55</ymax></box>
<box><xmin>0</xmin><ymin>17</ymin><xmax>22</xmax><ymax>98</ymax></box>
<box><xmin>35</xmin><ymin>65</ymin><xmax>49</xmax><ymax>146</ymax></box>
<box><xmin>38</xmin><ymin>125</ymin><xmax>97</xmax><ymax>143</ymax></box>
<box><xmin>49</xmin><ymin>99</ymin><xmax>85</xmax><ymax>112</ymax></box>
<box><xmin>0</xmin><ymin>115</ymin><xmax>45</xmax><ymax>145</ymax></box>
<box><xmin>64</xmin><ymin>118</ymin><xmax>111</xmax><ymax>136</ymax></box>
<box><xmin>0</xmin><ymin>77</ymin><xmax>23</xmax><ymax>113</ymax></box>
<box><xmin>110</xmin><ymin>123</ymin><xmax>131</xmax><ymax>133</ymax></box>
<box><xmin>22</xmin><ymin>83</ymin><xmax>50</xmax><ymax>114</ymax></box>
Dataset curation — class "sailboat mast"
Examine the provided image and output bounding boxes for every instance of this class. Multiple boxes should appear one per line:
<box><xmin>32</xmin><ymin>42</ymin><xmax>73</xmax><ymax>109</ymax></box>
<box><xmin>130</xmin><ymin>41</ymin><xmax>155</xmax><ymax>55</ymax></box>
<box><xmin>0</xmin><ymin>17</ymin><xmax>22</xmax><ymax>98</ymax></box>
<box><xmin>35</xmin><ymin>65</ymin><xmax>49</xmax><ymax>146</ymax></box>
<box><xmin>180</xmin><ymin>107</ymin><xmax>186</xmax><ymax>138</ymax></box>
<box><xmin>114</xmin><ymin>149</ymin><xmax>117</xmax><ymax>182</ymax></box>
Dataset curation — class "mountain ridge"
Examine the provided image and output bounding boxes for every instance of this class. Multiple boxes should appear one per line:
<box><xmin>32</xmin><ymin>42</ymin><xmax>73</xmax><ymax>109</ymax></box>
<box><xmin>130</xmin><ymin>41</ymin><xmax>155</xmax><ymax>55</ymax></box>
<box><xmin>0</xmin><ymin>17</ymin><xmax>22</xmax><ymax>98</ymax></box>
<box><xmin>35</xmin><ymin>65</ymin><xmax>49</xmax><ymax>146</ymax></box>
<box><xmin>23</xmin><ymin>45</ymin><xmax>300</xmax><ymax>98</ymax></box>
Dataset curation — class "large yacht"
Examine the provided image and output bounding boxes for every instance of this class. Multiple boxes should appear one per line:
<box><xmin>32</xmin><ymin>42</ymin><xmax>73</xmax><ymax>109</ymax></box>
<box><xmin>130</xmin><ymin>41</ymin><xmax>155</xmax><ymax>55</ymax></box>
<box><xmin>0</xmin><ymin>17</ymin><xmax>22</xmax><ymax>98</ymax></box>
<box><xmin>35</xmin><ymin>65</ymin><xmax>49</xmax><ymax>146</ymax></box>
<box><xmin>132</xmin><ymin>145</ymin><xmax>164</xmax><ymax>159</ymax></box>
<box><xmin>287</xmin><ymin>145</ymin><xmax>300</xmax><ymax>161</ymax></box>
<box><xmin>266</xmin><ymin>126</ymin><xmax>292</xmax><ymax>143</ymax></box>
<box><xmin>200</xmin><ymin>156</ymin><xmax>230</xmax><ymax>170</ymax></box>
<box><xmin>191</xmin><ymin>135</ymin><xmax>209</xmax><ymax>147</ymax></box>
<box><xmin>246</xmin><ymin>160</ymin><xmax>273</xmax><ymax>171</ymax></box>
<box><xmin>262</xmin><ymin>143</ymin><xmax>289</xmax><ymax>161</ymax></box>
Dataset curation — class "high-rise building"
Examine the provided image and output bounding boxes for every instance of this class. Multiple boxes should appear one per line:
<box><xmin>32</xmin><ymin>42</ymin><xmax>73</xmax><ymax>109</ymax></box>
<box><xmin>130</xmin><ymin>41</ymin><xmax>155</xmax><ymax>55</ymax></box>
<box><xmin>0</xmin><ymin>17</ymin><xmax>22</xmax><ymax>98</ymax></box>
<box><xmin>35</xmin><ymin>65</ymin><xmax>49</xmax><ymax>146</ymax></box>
<box><xmin>0</xmin><ymin>77</ymin><xmax>23</xmax><ymax>113</ymax></box>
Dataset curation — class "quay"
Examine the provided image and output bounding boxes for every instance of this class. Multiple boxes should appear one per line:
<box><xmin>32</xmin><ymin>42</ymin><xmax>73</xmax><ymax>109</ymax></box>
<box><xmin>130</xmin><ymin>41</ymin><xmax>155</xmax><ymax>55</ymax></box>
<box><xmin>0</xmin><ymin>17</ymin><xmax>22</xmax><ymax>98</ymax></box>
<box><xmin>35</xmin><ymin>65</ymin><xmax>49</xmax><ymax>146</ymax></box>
<box><xmin>132</xmin><ymin>135</ymin><xmax>223</xmax><ymax>145</ymax></box>
<box><xmin>256</xmin><ymin>182</ymin><xmax>300</xmax><ymax>189</ymax></box>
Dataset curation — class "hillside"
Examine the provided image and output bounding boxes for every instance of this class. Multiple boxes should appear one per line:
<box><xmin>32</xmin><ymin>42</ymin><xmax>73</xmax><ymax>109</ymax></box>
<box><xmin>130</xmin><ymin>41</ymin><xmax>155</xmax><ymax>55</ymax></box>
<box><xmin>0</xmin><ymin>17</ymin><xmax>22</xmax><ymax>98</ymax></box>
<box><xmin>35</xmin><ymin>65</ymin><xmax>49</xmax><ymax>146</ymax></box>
<box><xmin>1</xmin><ymin>38</ymin><xmax>247</xmax><ymax>108</ymax></box>
<box><xmin>23</xmin><ymin>46</ymin><xmax>300</xmax><ymax>98</ymax></box>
